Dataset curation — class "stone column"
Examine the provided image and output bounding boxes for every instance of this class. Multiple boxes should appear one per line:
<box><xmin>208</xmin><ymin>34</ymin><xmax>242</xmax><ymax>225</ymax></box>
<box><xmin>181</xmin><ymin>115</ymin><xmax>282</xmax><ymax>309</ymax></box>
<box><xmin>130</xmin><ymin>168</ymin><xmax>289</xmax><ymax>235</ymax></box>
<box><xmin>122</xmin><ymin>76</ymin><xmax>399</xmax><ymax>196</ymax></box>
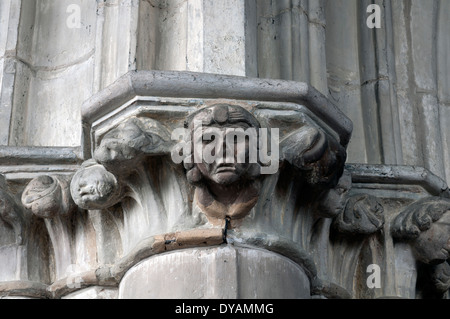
<box><xmin>118</xmin><ymin>246</ymin><xmax>311</xmax><ymax>299</ymax></box>
<box><xmin>137</xmin><ymin>0</ymin><xmax>253</xmax><ymax>76</ymax></box>
<box><xmin>0</xmin><ymin>0</ymin><xmax>21</xmax><ymax>146</ymax></box>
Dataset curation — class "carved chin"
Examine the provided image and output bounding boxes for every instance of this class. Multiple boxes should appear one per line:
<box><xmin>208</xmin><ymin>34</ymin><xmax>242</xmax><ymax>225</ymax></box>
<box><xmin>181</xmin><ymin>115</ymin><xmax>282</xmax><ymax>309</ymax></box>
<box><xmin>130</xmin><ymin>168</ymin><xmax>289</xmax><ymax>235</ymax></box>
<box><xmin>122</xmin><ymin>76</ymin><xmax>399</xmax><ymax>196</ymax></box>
<box><xmin>79</xmin><ymin>196</ymin><xmax>104</xmax><ymax>209</ymax></box>
<box><xmin>76</xmin><ymin>193</ymin><xmax>114</xmax><ymax>210</ymax></box>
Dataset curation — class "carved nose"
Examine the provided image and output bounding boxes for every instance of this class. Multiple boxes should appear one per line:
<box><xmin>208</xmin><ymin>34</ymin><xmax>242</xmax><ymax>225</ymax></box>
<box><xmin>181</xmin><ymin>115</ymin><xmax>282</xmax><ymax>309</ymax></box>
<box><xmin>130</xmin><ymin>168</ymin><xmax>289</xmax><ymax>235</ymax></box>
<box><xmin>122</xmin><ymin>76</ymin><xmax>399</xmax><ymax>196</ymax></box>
<box><xmin>78</xmin><ymin>184</ymin><xmax>95</xmax><ymax>196</ymax></box>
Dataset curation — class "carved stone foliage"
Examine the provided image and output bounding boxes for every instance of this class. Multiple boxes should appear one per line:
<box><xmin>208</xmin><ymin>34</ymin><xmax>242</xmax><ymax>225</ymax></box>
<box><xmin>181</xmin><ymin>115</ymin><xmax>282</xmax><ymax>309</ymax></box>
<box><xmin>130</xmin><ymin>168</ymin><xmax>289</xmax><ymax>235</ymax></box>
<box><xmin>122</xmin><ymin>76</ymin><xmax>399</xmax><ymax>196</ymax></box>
<box><xmin>21</xmin><ymin>173</ymin><xmax>96</xmax><ymax>281</ymax></box>
<box><xmin>333</xmin><ymin>194</ymin><xmax>385</xmax><ymax>236</ymax></box>
<box><xmin>281</xmin><ymin>124</ymin><xmax>346</xmax><ymax>189</ymax></box>
<box><xmin>0</xmin><ymin>174</ymin><xmax>53</xmax><ymax>287</ymax></box>
<box><xmin>392</xmin><ymin>196</ymin><xmax>450</xmax><ymax>265</ymax></box>
<box><xmin>22</xmin><ymin>175</ymin><xmax>75</xmax><ymax>218</ymax></box>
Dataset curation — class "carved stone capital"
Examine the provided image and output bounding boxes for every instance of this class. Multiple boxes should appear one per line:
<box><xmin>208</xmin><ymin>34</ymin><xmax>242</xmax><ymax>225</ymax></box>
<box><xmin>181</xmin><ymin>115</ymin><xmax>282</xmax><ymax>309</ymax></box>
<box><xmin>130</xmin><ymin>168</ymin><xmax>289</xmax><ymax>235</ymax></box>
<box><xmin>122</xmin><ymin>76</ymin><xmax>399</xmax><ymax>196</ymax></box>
<box><xmin>4</xmin><ymin>71</ymin><xmax>450</xmax><ymax>299</ymax></box>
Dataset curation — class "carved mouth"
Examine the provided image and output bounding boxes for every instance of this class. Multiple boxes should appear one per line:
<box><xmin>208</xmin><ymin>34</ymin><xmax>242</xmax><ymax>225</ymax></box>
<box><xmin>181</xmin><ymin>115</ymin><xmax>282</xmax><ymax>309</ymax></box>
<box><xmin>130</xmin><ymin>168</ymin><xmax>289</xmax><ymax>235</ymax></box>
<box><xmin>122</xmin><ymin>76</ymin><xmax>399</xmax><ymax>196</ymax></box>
<box><xmin>216</xmin><ymin>165</ymin><xmax>236</xmax><ymax>173</ymax></box>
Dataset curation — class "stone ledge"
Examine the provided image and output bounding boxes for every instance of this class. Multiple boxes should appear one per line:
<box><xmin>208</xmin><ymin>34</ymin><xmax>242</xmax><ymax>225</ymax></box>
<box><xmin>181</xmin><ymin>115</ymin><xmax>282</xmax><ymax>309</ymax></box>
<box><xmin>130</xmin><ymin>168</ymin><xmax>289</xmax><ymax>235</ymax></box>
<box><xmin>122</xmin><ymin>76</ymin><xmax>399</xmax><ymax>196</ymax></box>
<box><xmin>346</xmin><ymin>164</ymin><xmax>450</xmax><ymax>198</ymax></box>
<box><xmin>81</xmin><ymin>70</ymin><xmax>353</xmax><ymax>149</ymax></box>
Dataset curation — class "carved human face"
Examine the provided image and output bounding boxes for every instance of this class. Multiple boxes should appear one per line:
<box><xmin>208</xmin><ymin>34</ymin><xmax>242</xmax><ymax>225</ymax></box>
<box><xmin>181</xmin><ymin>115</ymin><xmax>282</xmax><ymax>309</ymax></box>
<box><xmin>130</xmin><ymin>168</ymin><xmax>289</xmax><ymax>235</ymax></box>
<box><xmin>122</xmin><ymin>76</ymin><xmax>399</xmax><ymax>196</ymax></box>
<box><xmin>194</xmin><ymin>123</ymin><xmax>252</xmax><ymax>186</ymax></box>
<box><xmin>318</xmin><ymin>171</ymin><xmax>352</xmax><ymax>217</ymax></box>
<box><xmin>413</xmin><ymin>211</ymin><xmax>450</xmax><ymax>264</ymax></box>
<box><xmin>70</xmin><ymin>164</ymin><xmax>120</xmax><ymax>210</ymax></box>
<box><xmin>95</xmin><ymin>122</ymin><xmax>143</xmax><ymax>163</ymax></box>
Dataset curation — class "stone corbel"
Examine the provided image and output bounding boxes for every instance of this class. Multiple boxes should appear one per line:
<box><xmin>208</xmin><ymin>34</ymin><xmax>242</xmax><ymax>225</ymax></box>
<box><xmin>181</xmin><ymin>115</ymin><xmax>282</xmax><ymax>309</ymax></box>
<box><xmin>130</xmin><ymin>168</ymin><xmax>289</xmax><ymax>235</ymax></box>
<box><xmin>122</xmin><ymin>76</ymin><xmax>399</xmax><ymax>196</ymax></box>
<box><xmin>72</xmin><ymin>70</ymin><xmax>354</xmax><ymax>299</ymax></box>
<box><xmin>0</xmin><ymin>147</ymin><xmax>83</xmax><ymax>297</ymax></box>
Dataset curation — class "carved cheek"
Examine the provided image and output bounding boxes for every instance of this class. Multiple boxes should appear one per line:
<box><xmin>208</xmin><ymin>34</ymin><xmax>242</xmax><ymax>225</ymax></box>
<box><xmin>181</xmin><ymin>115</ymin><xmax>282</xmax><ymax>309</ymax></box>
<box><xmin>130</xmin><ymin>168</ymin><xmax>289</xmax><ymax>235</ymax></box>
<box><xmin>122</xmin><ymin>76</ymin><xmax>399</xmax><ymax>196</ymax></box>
<box><xmin>96</xmin><ymin>181</ymin><xmax>116</xmax><ymax>201</ymax></box>
<box><xmin>197</xmin><ymin>162</ymin><xmax>212</xmax><ymax>179</ymax></box>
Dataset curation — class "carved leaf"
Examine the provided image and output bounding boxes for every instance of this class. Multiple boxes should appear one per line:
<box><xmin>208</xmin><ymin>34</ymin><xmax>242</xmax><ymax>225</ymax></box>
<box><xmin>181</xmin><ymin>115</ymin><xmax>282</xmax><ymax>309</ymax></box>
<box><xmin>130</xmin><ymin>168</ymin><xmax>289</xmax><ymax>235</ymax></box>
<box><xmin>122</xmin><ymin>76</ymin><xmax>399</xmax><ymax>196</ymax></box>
<box><xmin>22</xmin><ymin>175</ymin><xmax>74</xmax><ymax>218</ymax></box>
<box><xmin>391</xmin><ymin>197</ymin><xmax>450</xmax><ymax>240</ymax></box>
<box><xmin>333</xmin><ymin>194</ymin><xmax>384</xmax><ymax>235</ymax></box>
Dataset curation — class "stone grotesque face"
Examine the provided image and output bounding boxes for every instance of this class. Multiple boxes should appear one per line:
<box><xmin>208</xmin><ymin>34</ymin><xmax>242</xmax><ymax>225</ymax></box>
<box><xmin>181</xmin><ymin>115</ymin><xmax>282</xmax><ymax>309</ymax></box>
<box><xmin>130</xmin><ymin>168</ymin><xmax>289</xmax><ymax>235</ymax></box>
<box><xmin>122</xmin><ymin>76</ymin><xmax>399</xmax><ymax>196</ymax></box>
<box><xmin>185</xmin><ymin>104</ymin><xmax>262</xmax><ymax>187</ymax></box>
<box><xmin>183</xmin><ymin>104</ymin><xmax>263</xmax><ymax>225</ymax></box>
<box><xmin>70</xmin><ymin>160</ymin><xmax>122</xmax><ymax>210</ymax></box>
<box><xmin>318</xmin><ymin>171</ymin><xmax>352</xmax><ymax>218</ymax></box>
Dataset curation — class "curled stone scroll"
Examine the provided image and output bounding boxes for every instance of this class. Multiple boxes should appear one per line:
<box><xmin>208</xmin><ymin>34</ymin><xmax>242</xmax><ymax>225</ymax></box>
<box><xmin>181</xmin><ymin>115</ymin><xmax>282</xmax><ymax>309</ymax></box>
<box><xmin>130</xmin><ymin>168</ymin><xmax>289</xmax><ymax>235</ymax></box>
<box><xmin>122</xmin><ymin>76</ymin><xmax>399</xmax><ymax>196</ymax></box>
<box><xmin>333</xmin><ymin>194</ymin><xmax>384</xmax><ymax>235</ymax></box>
<box><xmin>392</xmin><ymin>197</ymin><xmax>450</xmax><ymax>265</ymax></box>
<box><xmin>22</xmin><ymin>175</ymin><xmax>75</xmax><ymax>218</ymax></box>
